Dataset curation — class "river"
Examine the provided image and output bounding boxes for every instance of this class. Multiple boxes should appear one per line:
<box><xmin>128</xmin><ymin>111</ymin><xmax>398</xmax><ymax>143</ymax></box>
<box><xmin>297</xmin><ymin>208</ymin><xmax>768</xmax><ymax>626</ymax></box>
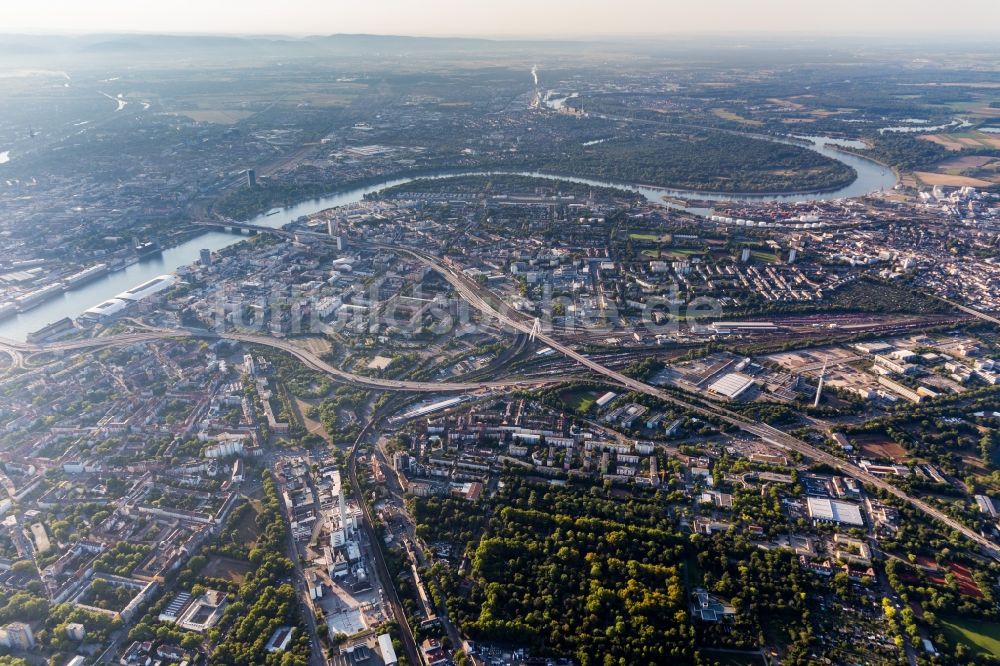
<box><xmin>0</xmin><ymin>133</ymin><xmax>896</xmax><ymax>341</ymax></box>
<box><xmin>879</xmin><ymin>118</ymin><xmax>972</xmax><ymax>134</ymax></box>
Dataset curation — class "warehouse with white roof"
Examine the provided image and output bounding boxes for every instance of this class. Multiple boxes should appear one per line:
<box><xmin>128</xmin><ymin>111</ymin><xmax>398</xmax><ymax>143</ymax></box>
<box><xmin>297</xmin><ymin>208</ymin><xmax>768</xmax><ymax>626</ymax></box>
<box><xmin>807</xmin><ymin>497</ymin><xmax>864</xmax><ymax>526</ymax></box>
<box><xmin>79</xmin><ymin>274</ymin><xmax>176</xmax><ymax>323</ymax></box>
<box><xmin>81</xmin><ymin>298</ymin><xmax>130</xmax><ymax>322</ymax></box>
<box><xmin>377</xmin><ymin>633</ymin><xmax>398</xmax><ymax>665</ymax></box>
<box><xmin>707</xmin><ymin>373</ymin><xmax>756</xmax><ymax>400</ymax></box>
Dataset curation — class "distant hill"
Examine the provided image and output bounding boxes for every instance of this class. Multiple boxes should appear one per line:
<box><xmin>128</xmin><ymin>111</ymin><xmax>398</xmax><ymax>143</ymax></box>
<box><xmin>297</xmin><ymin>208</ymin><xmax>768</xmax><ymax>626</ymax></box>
<box><xmin>307</xmin><ymin>33</ymin><xmax>516</xmax><ymax>50</ymax></box>
<box><xmin>0</xmin><ymin>31</ymin><xmax>587</xmax><ymax>62</ymax></box>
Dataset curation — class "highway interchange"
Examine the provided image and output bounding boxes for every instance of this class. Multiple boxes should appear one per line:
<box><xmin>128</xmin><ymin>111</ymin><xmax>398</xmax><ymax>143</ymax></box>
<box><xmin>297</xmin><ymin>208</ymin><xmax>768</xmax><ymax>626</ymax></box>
<box><xmin>2</xmin><ymin>240</ymin><xmax>999</xmax><ymax>563</ymax></box>
<box><xmin>0</xmin><ymin>329</ymin><xmax>570</xmax><ymax>393</ymax></box>
<box><xmin>393</xmin><ymin>243</ymin><xmax>1000</xmax><ymax>559</ymax></box>
<box><xmin>2</xmin><ymin>228</ymin><xmax>1000</xmax><ymax>666</ymax></box>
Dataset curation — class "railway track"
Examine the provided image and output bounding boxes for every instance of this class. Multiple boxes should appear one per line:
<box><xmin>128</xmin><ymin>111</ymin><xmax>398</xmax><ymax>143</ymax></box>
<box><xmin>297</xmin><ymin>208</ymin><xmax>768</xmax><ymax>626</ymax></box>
<box><xmin>387</xmin><ymin>243</ymin><xmax>1000</xmax><ymax>559</ymax></box>
<box><xmin>0</xmin><ymin>330</ymin><xmax>574</xmax><ymax>394</ymax></box>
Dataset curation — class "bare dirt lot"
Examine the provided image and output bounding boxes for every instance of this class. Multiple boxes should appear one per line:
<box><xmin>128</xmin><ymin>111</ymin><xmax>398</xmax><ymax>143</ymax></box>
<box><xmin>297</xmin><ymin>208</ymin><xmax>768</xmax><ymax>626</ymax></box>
<box><xmin>201</xmin><ymin>555</ymin><xmax>254</xmax><ymax>584</ymax></box>
<box><xmin>856</xmin><ymin>438</ymin><xmax>909</xmax><ymax>462</ymax></box>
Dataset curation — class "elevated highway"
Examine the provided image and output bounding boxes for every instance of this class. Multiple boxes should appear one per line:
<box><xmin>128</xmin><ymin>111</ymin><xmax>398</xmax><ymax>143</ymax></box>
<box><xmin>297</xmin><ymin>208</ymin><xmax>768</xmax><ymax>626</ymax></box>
<box><xmin>0</xmin><ymin>330</ymin><xmax>569</xmax><ymax>394</ymax></box>
<box><xmin>5</xmin><ymin>226</ymin><xmax>997</xmax><ymax>555</ymax></box>
<box><xmin>936</xmin><ymin>296</ymin><xmax>1000</xmax><ymax>327</ymax></box>
<box><xmin>389</xmin><ymin>243</ymin><xmax>1000</xmax><ymax>558</ymax></box>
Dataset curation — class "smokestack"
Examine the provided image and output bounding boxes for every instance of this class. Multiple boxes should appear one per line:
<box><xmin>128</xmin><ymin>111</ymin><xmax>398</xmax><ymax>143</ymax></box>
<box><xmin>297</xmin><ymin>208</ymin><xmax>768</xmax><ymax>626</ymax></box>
<box><xmin>813</xmin><ymin>363</ymin><xmax>827</xmax><ymax>408</ymax></box>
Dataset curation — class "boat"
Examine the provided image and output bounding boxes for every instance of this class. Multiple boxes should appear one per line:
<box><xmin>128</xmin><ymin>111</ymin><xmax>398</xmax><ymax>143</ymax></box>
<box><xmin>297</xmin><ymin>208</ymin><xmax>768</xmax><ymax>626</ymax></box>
<box><xmin>61</xmin><ymin>263</ymin><xmax>109</xmax><ymax>289</ymax></box>
<box><xmin>135</xmin><ymin>240</ymin><xmax>162</xmax><ymax>259</ymax></box>
<box><xmin>14</xmin><ymin>283</ymin><xmax>65</xmax><ymax>312</ymax></box>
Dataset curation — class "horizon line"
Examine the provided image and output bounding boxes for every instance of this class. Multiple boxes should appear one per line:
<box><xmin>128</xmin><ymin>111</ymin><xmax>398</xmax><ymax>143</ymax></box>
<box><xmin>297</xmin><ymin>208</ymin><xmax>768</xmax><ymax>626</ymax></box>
<box><xmin>3</xmin><ymin>29</ymin><xmax>1000</xmax><ymax>41</ymax></box>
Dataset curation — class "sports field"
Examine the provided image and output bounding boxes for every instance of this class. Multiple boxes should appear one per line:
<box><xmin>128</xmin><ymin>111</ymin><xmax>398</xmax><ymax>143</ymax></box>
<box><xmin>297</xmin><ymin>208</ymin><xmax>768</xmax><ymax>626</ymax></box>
<box><xmin>941</xmin><ymin>616</ymin><xmax>1000</xmax><ymax>657</ymax></box>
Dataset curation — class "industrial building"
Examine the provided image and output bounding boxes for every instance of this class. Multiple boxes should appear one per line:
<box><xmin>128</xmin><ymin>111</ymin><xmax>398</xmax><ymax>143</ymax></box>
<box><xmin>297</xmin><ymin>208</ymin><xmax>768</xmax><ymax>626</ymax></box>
<box><xmin>707</xmin><ymin>372</ymin><xmax>756</xmax><ymax>400</ymax></box>
<box><xmin>806</xmin><ymin>497</ymin><xmax>864</xmax><ymax>526</ymax></box>
<box><xmin>81</xmin><ymin>274</ymin><xmax>177</xmax><ymax>323</ymax></box>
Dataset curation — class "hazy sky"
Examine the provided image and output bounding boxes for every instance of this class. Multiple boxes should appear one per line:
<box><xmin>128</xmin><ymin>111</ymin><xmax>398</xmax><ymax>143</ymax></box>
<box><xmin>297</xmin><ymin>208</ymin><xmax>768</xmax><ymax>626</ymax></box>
<box><xmin>3</xmin><ymin>0</ymin><xmax>1000</xmax><ymax>37</ymax></box>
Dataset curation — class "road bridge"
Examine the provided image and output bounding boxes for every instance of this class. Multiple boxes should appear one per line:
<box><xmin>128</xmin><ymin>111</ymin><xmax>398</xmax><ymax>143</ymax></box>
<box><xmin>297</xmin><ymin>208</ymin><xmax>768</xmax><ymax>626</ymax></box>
<box><xmin>5</xmin><ymin>226</ymin><xmax>997</xmax><ymax>555</ymax></box>
<box><xmin>0</xmin><ymin>330</ymin><xmax>570</xmax><ymax>394</ymax></box>
<box><xmin>388</xmin><ymin>243</ymin><xmax>1000</xmax><ymax>558</ymax></box>
<box><xmin>194</xmin><ymin>219</ymin><xmax>299</xmax><ymax>239</ymax></box>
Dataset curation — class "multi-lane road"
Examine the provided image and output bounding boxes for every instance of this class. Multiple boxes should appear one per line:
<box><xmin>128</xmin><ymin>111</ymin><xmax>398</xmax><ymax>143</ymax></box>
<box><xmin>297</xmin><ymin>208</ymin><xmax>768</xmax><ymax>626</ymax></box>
<box><xmin>393</xmin><ymin>244</ymin><xmax>1000</xmax><ymax>559</ymax></box>
<box><xmin>4</xmin><ymin>245</ymin><xmax>999</xmax><ymax>558</ymax></box>
<box><xmin>346</xmin><ymin>416</ymin><xmax>422</xmax><ymax>666</ymax></box>
<box><xmin>936</xmin><ymin>296</ymin><xmax>1000</xmax><ymax>327</ymax></box>
<box><xmin>0</xmin><ymin>329</ymin><xmax>569</xmax><ymax>393</ymax></box>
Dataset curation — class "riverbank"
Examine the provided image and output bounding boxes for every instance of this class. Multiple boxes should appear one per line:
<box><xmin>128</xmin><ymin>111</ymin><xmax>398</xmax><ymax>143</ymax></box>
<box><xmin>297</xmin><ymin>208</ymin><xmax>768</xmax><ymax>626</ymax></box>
<box><xmin>0</xmin><ymin>132</ymin><xmax>897</xmax><ymax>341</ymax></box>
<box><xmin>218</xmin><ymin>130</ymin><xmax>895</xmax><ymax>223</ymax></box>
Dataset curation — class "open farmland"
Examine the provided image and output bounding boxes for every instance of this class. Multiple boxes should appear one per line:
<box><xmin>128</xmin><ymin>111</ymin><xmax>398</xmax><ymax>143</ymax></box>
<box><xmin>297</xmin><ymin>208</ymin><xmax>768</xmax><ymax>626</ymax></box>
<box><xmin>914</xmin><ymin>171</ymin><xmax>993</xmax><ymax>187</ymax></box>
<box><xmin>921</xmin><ymin>130</ymin><xmax>1000</xmax><ymax>151</ymax></box>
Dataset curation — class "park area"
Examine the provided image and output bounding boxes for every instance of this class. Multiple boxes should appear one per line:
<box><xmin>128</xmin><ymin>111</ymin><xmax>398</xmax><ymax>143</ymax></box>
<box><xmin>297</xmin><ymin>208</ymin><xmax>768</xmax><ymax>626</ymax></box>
<box><xmin>941</xmin><ymin>616</ymin><xmax>1000</xmax><ymax>657</ymax></box>
<box><xmin>558</xmin><ymin>387</ymin><xmax>599</xmax><ymax>413</ymax></box>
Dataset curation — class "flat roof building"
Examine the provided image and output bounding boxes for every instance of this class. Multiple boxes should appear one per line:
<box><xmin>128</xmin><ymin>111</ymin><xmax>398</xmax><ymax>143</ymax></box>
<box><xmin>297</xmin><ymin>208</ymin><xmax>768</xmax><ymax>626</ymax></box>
<box><xmin>377</xmin><ymin>633</ymin><xmax>398</xmax><ymax>665</ymax></box>
<box><xmin>595</xmin><ymin>391</ymin><xmax>617</xmax><ymax>407</ymax></box>
<box><xmin>806</xmin><ymin>497</ymin><xmax>864</xmax><ymax>526</ymax></box>
<box><xmin>81</xmin><ymin>297</ymin><xmax>130</xmax><ymax>321</ymax></box>
<box><xmin>0</xmin><ymin>622</ymin><xmax>35</xmax><ymax>650</ymax></box>
<box><xmin>708</xmin><ymin>373</ymin><xmax>755</xmax><ymax>400</ymax></box>
<box><xmin>116</xmin><ymin>274</ymin><xmax>176</xmax><ymax>301</ymax></box>
<box><xmin>265</xmin><ymin>626</ymin><xmax>295</xmax><ymax>653</ymax></box>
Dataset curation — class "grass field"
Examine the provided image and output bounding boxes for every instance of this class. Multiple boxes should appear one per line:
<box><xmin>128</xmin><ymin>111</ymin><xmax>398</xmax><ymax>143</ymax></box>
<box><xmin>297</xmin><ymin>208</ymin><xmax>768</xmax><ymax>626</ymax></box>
<box><xmin>941</xmin><ymin>616</ymin><xmax>1000</xmax><ymax>657</ymax></box>
<box><xmin>712</xmin><ymin>108</ymin><xmax>763</xmax><ymax>126</ymax></box>
<box><xmin>662</xmin><ymin>247</ymin><xmax>702</xmax><ymax>256</ymax></box>
<box><xmin>630</xmin><ymin>232</ymin><xmax>672</xmax><ymax>243</ymax></box>
<box><xmin>559</xmin><ymin>388</ymin><xmax>598</xmax><ymax>413</ymax></box>
<box><xmin>767</xmin><ymin>97</ymin><xmax>805</xmax><ymax>110</ymax></box>
<box><xmin>751</xmin><ymin>250</ymin><xmax>780</xmax><ymax>264</ymax></box>
<box><xmin>660</xmin><ymin>251</ymin><xmax>697</xmax><ymax>261</ymax></box>
<box><xmin>684</xmin><ymin>556</ymin><xmax>705</xmax><ymax>588</ymax></box>
<box><xmin>937</xmin><ymin>155</ymin><xmax>995</xmax><ymax>170</ymax></box>
<box><xmin>946</xmin><ymin>100</ymin><xmax>1000</xmax><ymax>118</ymax></box>
<box><xmin>642</xmin><ymin>246</ymin><xmax>704</xmax><ymax>260</ymax></box>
